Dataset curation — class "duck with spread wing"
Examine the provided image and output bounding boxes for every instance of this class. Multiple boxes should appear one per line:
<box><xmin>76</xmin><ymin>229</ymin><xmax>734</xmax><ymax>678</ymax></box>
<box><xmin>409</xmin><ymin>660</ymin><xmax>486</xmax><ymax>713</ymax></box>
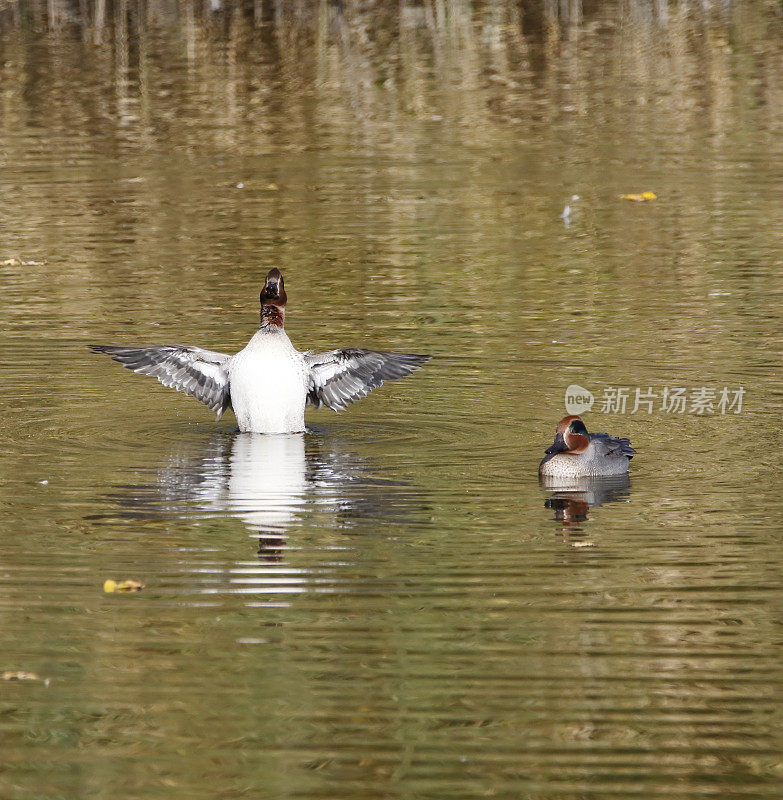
<box><xmin>91</xmin><ymin>269</ymin><xmax>429</xmax><ymax>434</ymax></box>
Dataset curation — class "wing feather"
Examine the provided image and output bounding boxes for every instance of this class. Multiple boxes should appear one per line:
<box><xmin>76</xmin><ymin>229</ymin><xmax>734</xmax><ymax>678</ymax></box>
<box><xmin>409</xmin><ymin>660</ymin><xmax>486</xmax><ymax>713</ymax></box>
<box><xmin>90</xmin><ymin>344</ymin><xmax>231</xmax><ymax>418</ymax></box>
<box><xmin>306</xmin><ymin>348</ymin><xmax>429</xmax><ymax>412</ymax></box>
<box><xmin>591</xmin><ymin>432</ymin><xmax>636</xmax><ymax>460</ymax></box>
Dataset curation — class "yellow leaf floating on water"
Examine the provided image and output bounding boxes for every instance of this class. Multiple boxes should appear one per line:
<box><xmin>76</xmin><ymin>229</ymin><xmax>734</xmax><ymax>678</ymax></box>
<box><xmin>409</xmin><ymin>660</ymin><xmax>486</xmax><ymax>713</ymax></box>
<box><xmin>104</xmin><ymin>579</ymin><xmax>145</xmax><ymax>593</ymax></box>
<box><xmin>619</xmin><ymin>191</ymin><xmax>657</xmax><ymax>202</ymax></box>
<box><xmin>2</xmin><ymin>671</ymin><xmax>41</xmax><ymax>681</ymax></box>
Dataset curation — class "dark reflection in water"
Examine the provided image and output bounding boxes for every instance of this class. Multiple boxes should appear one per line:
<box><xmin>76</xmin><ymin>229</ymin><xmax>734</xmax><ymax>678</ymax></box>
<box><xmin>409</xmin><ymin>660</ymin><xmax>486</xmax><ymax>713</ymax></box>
<box><xmin>541</xmin><ymin>474</ymin><xmax>632</xmax><ymax>531</ymax></box>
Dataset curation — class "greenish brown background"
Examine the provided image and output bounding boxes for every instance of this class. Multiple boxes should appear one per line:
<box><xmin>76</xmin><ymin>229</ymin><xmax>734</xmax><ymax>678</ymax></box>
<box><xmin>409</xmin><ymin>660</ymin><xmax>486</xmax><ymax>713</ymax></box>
<box><xmin>1</xmin><ymin>1</ymin><xmax>782</xmax><ymax>798</ymax></box>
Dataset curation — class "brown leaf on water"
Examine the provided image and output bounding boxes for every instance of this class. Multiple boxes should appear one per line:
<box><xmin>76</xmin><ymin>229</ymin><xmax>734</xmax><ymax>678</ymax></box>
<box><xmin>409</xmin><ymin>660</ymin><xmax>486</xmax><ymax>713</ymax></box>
<box><xmin>619</xmin><ymin>191</ymin><xmax>657</xmax><ymax>202</ymax></box>
<box><xmin>103</xmin><ymin>579</ymin><xmax>145</xmax><ymax>593</ymax></box>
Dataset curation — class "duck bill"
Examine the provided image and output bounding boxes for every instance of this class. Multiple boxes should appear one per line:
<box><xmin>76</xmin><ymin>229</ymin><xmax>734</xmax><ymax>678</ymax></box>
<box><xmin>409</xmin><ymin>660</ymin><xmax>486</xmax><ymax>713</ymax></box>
<box><xmin>545</xmin><ymin>432</ymin><xmax>568</xmax><ymax>456</ymax></box>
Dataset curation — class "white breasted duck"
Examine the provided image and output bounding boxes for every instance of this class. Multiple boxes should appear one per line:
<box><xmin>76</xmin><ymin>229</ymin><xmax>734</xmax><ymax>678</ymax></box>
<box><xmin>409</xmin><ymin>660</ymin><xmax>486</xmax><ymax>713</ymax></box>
<box><xmin>539</xmin><ymin>415</ymin><xmax>635</xmax><ymax>478</ymax></box>
<box><xmin>91</xmin><ymin>268</ymin><xmax>429</xmax><ymax>434</ymax></box>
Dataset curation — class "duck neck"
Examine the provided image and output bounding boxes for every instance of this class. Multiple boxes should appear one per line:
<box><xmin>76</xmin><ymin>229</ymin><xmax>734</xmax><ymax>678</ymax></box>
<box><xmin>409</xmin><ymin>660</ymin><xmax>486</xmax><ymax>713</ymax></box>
<box><xmin>260</xmin><ymin>305</ymin><xmax>285</xmax><ymax>329</ymax></box>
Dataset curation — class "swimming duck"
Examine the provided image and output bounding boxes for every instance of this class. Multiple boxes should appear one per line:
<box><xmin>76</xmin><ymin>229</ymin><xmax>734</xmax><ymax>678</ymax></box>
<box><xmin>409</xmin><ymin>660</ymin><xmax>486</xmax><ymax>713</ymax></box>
<box><xmin>539</xmin><ymin>415</ymin><xmax>635</xmax><ymax>478</ymax></box>
<box><xmin>91</xmin><ymin>268</ymin><xmax>429</xmax><ymax>434</ymax></box>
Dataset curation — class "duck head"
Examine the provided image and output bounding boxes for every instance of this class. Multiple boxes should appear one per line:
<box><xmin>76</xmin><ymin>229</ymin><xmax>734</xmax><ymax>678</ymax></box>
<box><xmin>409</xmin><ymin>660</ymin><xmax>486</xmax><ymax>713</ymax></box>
<box><xmin>260</xmin><ymin>268</ymin><xmax>287</xmax><ymax>328</ymax></box>
<box><xmin>544</xmin><ymin>415</ymin><xmax>590</xmax><ymax>457</ymax></box>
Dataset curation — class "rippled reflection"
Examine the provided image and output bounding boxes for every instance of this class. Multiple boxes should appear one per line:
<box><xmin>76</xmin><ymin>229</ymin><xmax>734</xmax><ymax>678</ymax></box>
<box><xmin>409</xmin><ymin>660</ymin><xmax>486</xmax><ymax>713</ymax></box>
<box><xmin>106</xmin><ymin>429</ymin><xmax>425</xmax><ymax>562</ymax></box>
<box><xmin>541</xmin><ymin>474</ymin><xmax>632</xmax><ymax>531</ymax></box>
<box><xmin>190</xmin><ymin>433</ymin><xmax>307</xmax><ymax>531</ymax></box>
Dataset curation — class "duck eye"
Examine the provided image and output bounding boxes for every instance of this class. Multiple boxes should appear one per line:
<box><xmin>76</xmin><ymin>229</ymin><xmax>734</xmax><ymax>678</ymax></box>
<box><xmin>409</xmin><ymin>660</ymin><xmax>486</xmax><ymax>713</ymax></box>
<box><xmin>570</xmin><ymin>420</ymin><xmax>588</xmax><ymax>435</ymax></box>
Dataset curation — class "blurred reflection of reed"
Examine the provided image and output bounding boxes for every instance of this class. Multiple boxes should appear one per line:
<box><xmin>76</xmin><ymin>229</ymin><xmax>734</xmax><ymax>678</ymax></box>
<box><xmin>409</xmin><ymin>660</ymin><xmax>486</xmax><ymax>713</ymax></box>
<box><xmin>0</xmin><ymin>0</ymin><xmax>781</xmax><ymax>360</ymax></box>
<box><xmin>1</xmin><ymin>0</ymin><xmax>780</xmax><ymax>149</ymax></box>
<box><xmin>2</xmin><ymin>0</ymin><xmax>780</xmax><ymax>176</ymax></box>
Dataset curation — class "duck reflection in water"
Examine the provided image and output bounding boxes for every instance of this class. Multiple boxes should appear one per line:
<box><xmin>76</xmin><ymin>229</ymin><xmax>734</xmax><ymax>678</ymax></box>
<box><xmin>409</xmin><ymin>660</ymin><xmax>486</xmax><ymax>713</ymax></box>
<box><xmin>117</xmin><ymin>429</ymin><xmax>425</xmax><ymax>563</ymax></box>
<box><xmin>224</xmin><ymin>433</ymin><xmax>308</xmax><ymax>561</ymax></box>
<box><xmin>540</xmin><ymin>474</ymin><xmax>631</xmax><ymax>532</ymax></box>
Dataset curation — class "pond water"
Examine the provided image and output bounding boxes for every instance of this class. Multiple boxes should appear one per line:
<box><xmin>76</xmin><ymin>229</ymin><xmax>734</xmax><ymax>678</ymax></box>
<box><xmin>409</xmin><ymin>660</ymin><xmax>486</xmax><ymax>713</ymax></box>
<box><xmin>1</xmin><ymin>2</ymin><xmax>783</xmax><ymax>798</ymax></box>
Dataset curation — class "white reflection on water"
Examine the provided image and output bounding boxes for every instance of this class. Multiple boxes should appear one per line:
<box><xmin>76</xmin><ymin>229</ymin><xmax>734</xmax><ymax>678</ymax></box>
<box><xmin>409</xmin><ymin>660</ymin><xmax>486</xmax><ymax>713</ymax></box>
<box><xmin>97</xmin><ymin>430</ymin><xmax>426</xmax><ymax>598</ymax></box>
<box><xmin>103</xmin><ymin>429</ymin><xmax>426</xmax><ymax>563</ymax></box>
<box><xmin>193</xmin><ymin>433</ymin><xmax>309</xmax><ymax>535</ymax></box>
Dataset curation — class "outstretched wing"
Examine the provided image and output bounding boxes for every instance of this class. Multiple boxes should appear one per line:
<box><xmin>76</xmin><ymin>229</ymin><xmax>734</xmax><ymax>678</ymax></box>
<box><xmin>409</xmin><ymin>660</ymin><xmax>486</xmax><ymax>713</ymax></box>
<box><xmin>90</xmin><ymin>344</ymin><xmax>231</xmax><ymax>418</ymax></box>
<box><xmin>305</xmin><ymin>348</ymin><xmax>429</xmax><ymax>411</ymax></box>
